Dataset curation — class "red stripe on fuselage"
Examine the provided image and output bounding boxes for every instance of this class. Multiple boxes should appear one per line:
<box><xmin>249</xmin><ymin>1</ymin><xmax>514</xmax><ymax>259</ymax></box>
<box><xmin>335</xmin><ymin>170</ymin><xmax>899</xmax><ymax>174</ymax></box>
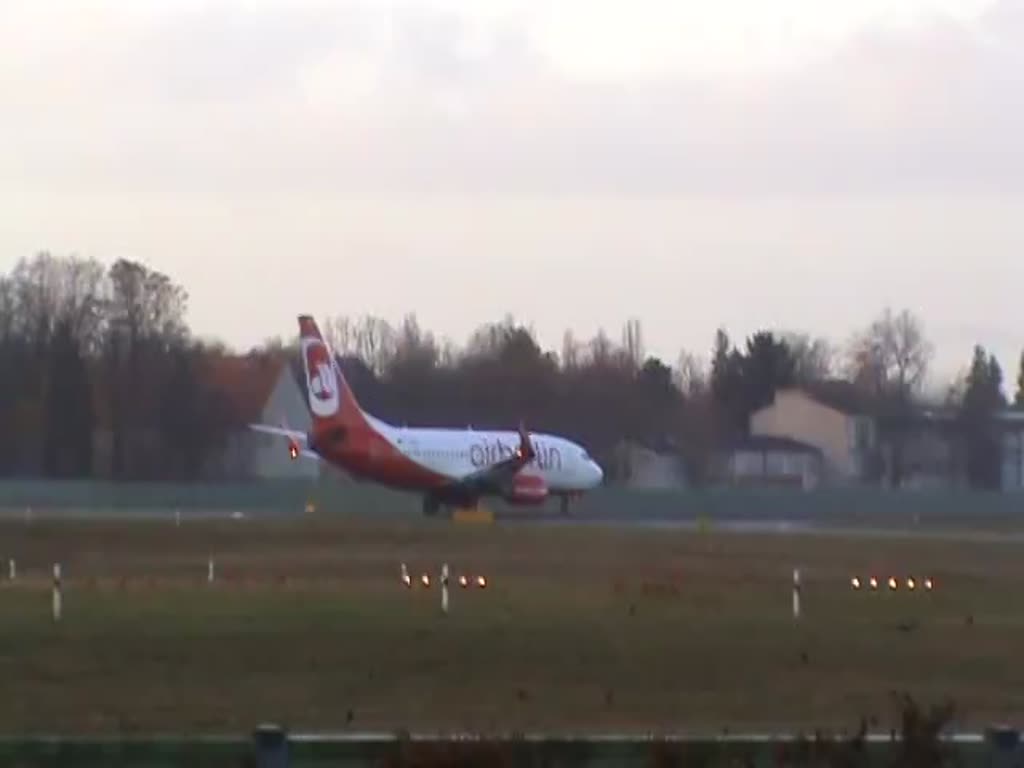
<box><xmin>314</xmin><ymin>422</ymin><xmax>452</xmax><ymax>491</ymax></box>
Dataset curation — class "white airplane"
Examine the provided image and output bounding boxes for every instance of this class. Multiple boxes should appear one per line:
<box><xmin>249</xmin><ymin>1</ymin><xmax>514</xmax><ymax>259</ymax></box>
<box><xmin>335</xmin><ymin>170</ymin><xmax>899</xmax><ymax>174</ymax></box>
<box><xmin>251</xmin><ymin>315</ymin><xmax>604</xmax><ymax>515</ymax></box>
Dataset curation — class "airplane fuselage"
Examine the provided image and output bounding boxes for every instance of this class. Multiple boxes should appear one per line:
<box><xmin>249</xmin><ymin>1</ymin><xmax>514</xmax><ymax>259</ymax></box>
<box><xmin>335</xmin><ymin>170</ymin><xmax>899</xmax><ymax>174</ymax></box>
<box><xmin>313</xmin><ymin>414</ymin><xmax>601</xmax><ymax>496</ymax></box>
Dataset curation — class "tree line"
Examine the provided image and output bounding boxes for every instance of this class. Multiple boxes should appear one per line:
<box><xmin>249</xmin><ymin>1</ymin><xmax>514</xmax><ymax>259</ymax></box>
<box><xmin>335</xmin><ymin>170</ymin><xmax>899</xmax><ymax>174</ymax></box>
<box><xmin>1</xmin><ymin>252</ymin><xmax>1022</xmax><ymax>486</ymax></box>
<box><xmin>0</xmin><ymin>253</ymin><xmax>240</xmax><ymax>481</ymax></box>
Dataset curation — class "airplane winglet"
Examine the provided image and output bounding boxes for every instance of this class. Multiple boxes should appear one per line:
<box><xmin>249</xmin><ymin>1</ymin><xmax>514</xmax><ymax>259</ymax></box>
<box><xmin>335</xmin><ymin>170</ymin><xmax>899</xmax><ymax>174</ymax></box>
<box><xmin>517</xmin><ymin>420</ymin><xmax>536</xmax><ymax>462</ymax></box>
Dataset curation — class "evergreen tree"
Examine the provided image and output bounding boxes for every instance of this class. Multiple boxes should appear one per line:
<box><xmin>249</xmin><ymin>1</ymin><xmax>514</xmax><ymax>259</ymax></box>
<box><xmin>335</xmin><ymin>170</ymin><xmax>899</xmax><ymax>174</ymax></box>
<box><xmin>740</xmin><ymin>331</ymin><xmax>797</xmax><ymax>416</ymax></box>
<box><xmin>709</xmin><ymin>328</ymin><xmax>745</xmax><ymax>436</ymax></box>
<box><xmin>960</xmin><ymin>345</ymin><xmax>1006</xmax><ymax>489</ymax></box>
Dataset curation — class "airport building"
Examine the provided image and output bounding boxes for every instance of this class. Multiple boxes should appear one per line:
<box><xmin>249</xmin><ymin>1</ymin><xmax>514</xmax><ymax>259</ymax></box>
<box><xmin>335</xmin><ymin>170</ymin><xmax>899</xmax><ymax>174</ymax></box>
<box><xmin>719</xmin><ymin>380</ymin><xmax>1024</xmax><ymax>491</ymax></box>
<box><xmin>194</xmin><ymin>354</ymin><xmax>317</xmax><ymax>481</ymax></box>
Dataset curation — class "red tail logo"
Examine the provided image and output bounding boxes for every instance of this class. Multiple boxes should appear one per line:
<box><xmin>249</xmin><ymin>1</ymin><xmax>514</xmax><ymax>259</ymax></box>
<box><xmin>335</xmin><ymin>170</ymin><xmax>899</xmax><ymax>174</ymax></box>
<box><xmin>305</xmin><ymin>345</ymin><xmax>334</xmax><ymax>397</ymax></box>
<box><xmin>302</xmin><ymin>338</ymin><xmax>341</xmax><ymax>418</ymax></box>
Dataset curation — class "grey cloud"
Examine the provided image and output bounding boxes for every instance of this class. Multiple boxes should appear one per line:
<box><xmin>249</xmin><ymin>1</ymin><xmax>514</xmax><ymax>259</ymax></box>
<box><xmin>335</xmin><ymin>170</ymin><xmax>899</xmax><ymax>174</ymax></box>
<box><xmin>281</xmin><ymin>0</ymin><xmax>1024</xmax><ymax>198</ymax></box>
<box><xmin>3</xmin><ymin>1</ymin><xmax>1023</xmax><ymax>199</ymax></box>
<box><xmin>474</xmin><ymin>2</ymin><xmax>1024</xmax><ymax>197</ymax></box>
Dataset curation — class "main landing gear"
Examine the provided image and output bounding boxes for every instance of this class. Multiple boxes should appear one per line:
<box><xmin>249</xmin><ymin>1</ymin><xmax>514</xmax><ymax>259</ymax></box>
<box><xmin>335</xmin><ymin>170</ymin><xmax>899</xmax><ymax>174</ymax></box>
<box><xmin>422</xmin><ymin>495</ymin><xmax>441</xmax><ymax>517</ymax></box>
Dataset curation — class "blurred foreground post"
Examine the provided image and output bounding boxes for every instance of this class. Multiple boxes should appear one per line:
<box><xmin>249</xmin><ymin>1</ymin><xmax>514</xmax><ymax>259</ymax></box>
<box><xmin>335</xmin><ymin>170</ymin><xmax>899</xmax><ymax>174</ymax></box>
<box><xmin>792</xmin><ymin>568</ymin><xmax>801</xmax><ymax>619</ymax></box>
<box><xmin>253</xmin><ymin>723</ymin><xmax>289</xmax><ymax>768</ymax></box>
<box><xmin>52</xmin><ymin>563</ymin><xmax>62</xmax><ymax>621</ymax></box>
<box><xmin>441</xmin><ymin>563</ymin><xmax>449</xmax><ymax>614</ymax></box>
<box><xmin>987</xmin><ymin>725</ymin><xmax>1020</xmax><ymax>768</ymax></box>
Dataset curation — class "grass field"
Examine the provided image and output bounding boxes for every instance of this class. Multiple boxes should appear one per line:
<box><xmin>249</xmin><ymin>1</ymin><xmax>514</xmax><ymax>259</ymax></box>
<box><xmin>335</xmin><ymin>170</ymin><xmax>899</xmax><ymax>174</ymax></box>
<box><xmin>1</xmin><ymin>515</ymin><xmax>1023</xmax><ymax>735</ymax></box>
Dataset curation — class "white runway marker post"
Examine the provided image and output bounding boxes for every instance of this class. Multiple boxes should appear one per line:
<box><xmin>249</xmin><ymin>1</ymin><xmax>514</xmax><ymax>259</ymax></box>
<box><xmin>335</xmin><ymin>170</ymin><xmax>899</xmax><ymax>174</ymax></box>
<box><xmin>52</xmin><ymin>563</ymin><xmax>62</xmax><ymax>622</ymax></box>
<box><xmin>8</xmin><ymin>558</ymin><xmax>15</xmax><ymax>581</ymax></box>
<box><xmin>792</xmin><ymin>568</ymin><xmax>801</xmax><ymax>620</ymax></box>
<box><xmin>175</xmin><ymin>509</ymin><xmax>181</xmax><ymax>527</ymax></box>
<box><xmin>208</xmin><ymin>557</ymin><xmax>215</xmax><ymax>584</ymax></box>
<box><xmin>441</xmin><ymin>563</ymin><xmax>449</xmax><ymax>615</ymax></box>
<box><xmin>401</xmin><ymin>562</ymin><xmax>411</xmax><ymax>588</ymax></box>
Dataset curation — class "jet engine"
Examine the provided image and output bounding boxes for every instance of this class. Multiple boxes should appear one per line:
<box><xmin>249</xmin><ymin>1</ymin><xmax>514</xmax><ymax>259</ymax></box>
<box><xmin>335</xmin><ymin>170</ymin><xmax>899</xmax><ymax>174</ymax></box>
<box><xmin>505</xmin><ymin>473</ymin><xmax>548</xmax><ymax>505</ymax></box>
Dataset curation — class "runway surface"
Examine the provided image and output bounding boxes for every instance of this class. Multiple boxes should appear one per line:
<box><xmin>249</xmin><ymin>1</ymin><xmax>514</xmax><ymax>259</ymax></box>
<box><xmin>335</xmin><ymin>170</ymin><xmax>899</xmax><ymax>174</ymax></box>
<box><xmin>3</xmin><ymin>504</ymin><xmax>1024</xmax><ymax>543</ymax></box>
<box><xmin>523</xmin><ymin>516</ymin><xmax>1024</xmax><ymax>543</ymax></box>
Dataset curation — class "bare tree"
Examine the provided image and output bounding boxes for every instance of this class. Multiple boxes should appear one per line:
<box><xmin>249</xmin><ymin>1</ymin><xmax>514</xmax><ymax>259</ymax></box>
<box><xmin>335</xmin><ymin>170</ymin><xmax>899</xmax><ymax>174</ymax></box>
<box><xmin>465</xmin><ymin>314</ymin><xmax>521</xmax><ymax>360</ymax></box>
<box><xmin>107</xmin><ymin>259</ymin><xmax>188</xmax><ymax>350</ymax></box>
<box><xmin>587</xmin><ymin>329</ymin><xmax>616</xmax><ymax>368</ymax></box>
<box><xmin>621</xmin><ymin>317</ymin><xmax>644</xmax><ymax>372</ymax></box>
<box><xmin>1016</xmin><ymin>350</ymin><xmax>1024</xmax><ymax>407</ymax></box>
<box><xmin>353</xmin><ymin>315</ymin><xmax>396</xmax><ymax>375</ymax></box>
<box><xmin>846</xmin><ymin>308</ymin><xmax>932</xmax><ymax>398</ymax></box>
<box><xmin>10</xmin><ymin>252</ymin><xmax>62</xmax><ymax>345</ymax></box>
<box><xmin>323</xmin><ymin>315</ymin><xmax>356</xmax><ymax>357</ymax></box>
<box><xmin>560</xmin><ymin>329</ymin><xmax>580</xmax><ymax>370</ymax></box>
<box><xmin>0</xmin><ymin>276</ymin><xmax>14</xmax><ymax>342</ymax></box>
<box><xmin>674</xmin><ymin>350</ymin><xmax>707</xmax><ymax>397</ymax></box>
<box><xmin>437</xmin><ymin>337</ymin><xmax>460</xmax><ymax>369</ymax></box>
<box><xmin>780</xmin><ymin>331</ymin><xmax>834</xmax><ymax>384</ymax></box>
<box><xmin>943</xmin><ymin>366</ymin><xmax>968</xmax><ymax>408</ymax></box>
<box><xmin>0</xmin><ymin>254</ymin><xmax>110</xmax><ymax>475</ymax></box>
<box><xmin>105</xmin><ymin>259</ymin><xmax>189</xmax><ymax>478</ymax></box>
<box><xmin>845</xmin><ymin>307</ymin><xmax>933</xmax><ymax>487</ymax></box>
<box><xmin>390</xmin><ymin>313</ymin><xmax>438</xmax><ymax>371</ymax></box>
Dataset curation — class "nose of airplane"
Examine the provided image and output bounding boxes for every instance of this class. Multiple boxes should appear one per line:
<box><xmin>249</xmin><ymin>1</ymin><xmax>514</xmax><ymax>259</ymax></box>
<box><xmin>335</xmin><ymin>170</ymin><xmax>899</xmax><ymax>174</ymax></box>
<box><xmin>588</xmin><ymin>460</ymin><xmax>604</xmax><ymax>487</ymax></box>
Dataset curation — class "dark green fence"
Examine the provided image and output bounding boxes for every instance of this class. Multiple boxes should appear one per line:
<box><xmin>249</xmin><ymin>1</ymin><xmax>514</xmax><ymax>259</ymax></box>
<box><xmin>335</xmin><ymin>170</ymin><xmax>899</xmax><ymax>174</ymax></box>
<box><xmin>0</xmin><ymin>478</ymin><xmax>407</xmax><ymax>518</ymax></box>
<box><xmin>0</xmin><ymin>728</ymin><xmax>1018</xmax><ymax>767</ymax></box>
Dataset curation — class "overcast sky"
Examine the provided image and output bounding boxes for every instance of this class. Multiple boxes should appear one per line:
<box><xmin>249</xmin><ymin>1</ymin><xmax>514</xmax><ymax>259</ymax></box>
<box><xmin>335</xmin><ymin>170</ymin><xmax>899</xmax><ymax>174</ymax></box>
<box><xmin>2</xmin><ymin>0</ymin><xmax>1022</xmax><ymax>387</ymax></box>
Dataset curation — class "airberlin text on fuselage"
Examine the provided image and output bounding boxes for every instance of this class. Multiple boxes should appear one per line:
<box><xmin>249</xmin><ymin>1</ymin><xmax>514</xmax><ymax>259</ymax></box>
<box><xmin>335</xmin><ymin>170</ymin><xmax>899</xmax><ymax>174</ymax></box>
<box><xmin>469</xmin><ymin>438</ymin><xmax>562</xmax><ymax>470</ymax></box>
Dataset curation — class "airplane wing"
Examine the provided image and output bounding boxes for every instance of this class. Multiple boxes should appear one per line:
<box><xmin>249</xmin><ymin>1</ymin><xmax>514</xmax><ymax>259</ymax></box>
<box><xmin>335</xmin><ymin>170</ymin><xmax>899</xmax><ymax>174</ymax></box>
<box><xmin>249</xmin><ymin>423</ymin><xmax>308</xmax><ymax>443</ymax></box>
<box><xmin>438</xmin><ymin>422</ymin><xmax>536</xmax><ymax>499</ymax></box>
<box><xmin>248</xmin><ymin>423</ymin><xmax>320</xmax><ymax>460</ymax></box>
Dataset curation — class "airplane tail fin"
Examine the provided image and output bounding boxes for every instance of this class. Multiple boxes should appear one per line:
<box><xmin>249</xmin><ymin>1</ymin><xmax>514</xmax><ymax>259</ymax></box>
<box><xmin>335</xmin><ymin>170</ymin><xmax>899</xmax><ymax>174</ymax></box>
<box><xmin>297</xmin><ymin>314</ymin><xmax>367</xmax><ymax>432</ymax></box>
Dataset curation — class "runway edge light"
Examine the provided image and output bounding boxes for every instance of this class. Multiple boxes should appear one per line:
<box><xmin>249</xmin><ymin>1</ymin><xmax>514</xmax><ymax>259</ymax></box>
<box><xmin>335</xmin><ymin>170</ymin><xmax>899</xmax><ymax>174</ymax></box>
<box><xmin>850</xmin><ymin>574</ymin><xmax>936</xmax><ymax>594</ymax></box>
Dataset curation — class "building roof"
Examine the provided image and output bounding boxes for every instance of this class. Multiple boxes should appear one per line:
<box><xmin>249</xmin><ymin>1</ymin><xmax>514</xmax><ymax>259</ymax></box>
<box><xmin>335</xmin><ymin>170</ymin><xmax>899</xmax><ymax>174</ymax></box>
<box><xmin>789</xmin><ymin>379</ymin><xmax>872</xmax><ymax>415</ymax></box>
<box><xmin>199</xmin><ymin>353</ymin><xmax>286</xmax><ymax>426</ymax></box>
<box><xmin>724</xmin><ymin>435</ymin><xmax>823</xmax><ymax>456</ymax></box>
